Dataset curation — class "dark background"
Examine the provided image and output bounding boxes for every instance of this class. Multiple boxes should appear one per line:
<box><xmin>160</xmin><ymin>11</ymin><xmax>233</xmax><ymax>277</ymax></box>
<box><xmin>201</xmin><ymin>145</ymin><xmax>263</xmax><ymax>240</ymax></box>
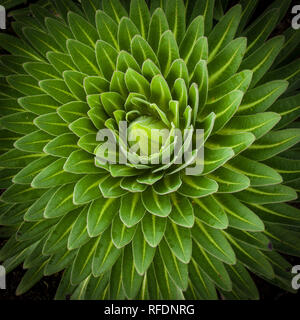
<box><xmin>0</xmin><ymin>0</ymin><xmax>300</xmax><ymax>300</ymax></box>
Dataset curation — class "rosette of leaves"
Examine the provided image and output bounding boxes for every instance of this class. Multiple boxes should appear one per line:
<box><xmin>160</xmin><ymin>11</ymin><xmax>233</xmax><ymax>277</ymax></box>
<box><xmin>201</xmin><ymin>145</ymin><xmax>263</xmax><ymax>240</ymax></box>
<box><xmin>0</xmin><ymin>0</ymin><xmax>300</xmax><ymax>300</ymax></box>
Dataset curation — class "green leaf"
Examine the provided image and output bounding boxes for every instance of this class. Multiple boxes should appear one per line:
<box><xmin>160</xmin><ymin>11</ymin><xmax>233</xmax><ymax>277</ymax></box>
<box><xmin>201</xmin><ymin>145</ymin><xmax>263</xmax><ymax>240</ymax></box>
<box><xmin>208</xmin><ymin>38</ymin><xmax>247</xmax><ymax>87</ymax></box>
<box><xmin>110</xmin><ymin>71</ymin><xmax>128</xmax><ymax>98</ymax></box>
<box><xmin>45</xmin><ymin>16</ymin><xmax>74</xmax><ymax>53</ymax></box>
<box><xmin>225</xmin><ymin>233</ymin><xmax>274</xmax><ymax>279</ymax></box>
<box><xmin>111</xmin><ymin>214</ymin><xmax>136</xmax><ymax>249</ymax></box>
<box><xmin>96</xmin><ymin>40</ymin><xmax>118</xmax><ymax>80</ymax></box>
<box><xmin>43</xmin><ymin>208</ymin><xmax>79</xmax><ymax>254</ymax></box>
<box><xmin>102</xmin><ymin>0</ymin><xmax>128</xmax><ymax>23</ymax></box>
<box><xmin>132</xmin><ymin>225</ymin><xmax>156</xmax><ymax>275</ymax></box>
<box><xmin>131</xmin><ymin>35</ymin><xmax>158</xmax><ymax>67</ymax></box>
<box><xmin>192</xmin><ymin>219</ymin><xmax>236</xmax><ymax>265</ymax></box>
<box><xmin>150</xmin><ymin>75</ymin><xmax>172</xmax><ymax>113</ymax></box>
<box><xmin>64</xmin><ymin>150</ymin><xmax>102</xmax><ymax>174</ymax></box>
<box><xmin>159</xmin><ymin>238</ymin><xmax>188</xmax><ymax>290</ymax></box>
<box><xmin>226</xmin><ymin>227</ymin><xmax>271</xmax><ymax>251</ymax></box>
<box><xmin>237</xmin><ymin>81</ymin><xmax>288</xmax><ymax>115</ymax></box>
<box><xmin>225</xmin><ymin>261</ymin><xmax>259</xmax><ymax>300</ymax></box>
<box><xmin>81</xmin><ymin>0</ymin><xmax>101</xmax><ymax>25</ymax></box>
<box><xmin>141</xmin><ymin>212</ymin><xmax>166</xmax><ymax>247</ymax></box>
<box><xmin>239</xmin><ymin>36</ymin><xmax>284</xmax><ymax>88</ymax></box>
<box><xmin>73</xmin><ymin>175</ymin><xmax>104</xmax><ymax>205</ymax></box>
<box><xmin>71</xmin><ymin>237</ymin><xmax>99</xmax><ymax>285</ymax></box>
<box><xmin>39</xmin><ymin>79</ymin><xmax>74</xmax><ymax>104</ymax></box>
<box><xmin>166</xmin><ymin>59</ymin><xmax>188</xmax><ymax>89</ymax></box>
<box><xmin>142</xmin><ymin>59</ymin><xmax>161</xmax><ymax>80</ymax></box>
<box><xmin>88</xmin><ymin>196</ymin><xmax>119</xmax><ymax>237</ymax></box>
<box><xmin>236</xmin><ymin>0</ymin><xmax>259</xmax><ymax>35</ymax></box>
<box><xmin>264</xmin><ymin>156</ymin><xmax>300</xmax><ymax>183</ymax></box>
<box><xmin>99</xmin><ymin>175</ymin><xmax>128</xmax><ymax>198</ymax></box>
<box><xmin>152</xmin><ymin>251</ymin><xmax>184</xmax><ymax>299</ymax></box>
<box><xmin>243</xmin><ymin>8</ymin><xmax>279</xmax><ymax>56</ymax></box>
<box><xmin>120</xmin><ymin>193</ymin><xmax>145</xmax><ymax>227</ymax></box>
<box><xmin>47</xmin><ymin>51</ymin><xmax>77</xmax><ymax>74</ymax></box>
<box><xmin>0</xmin><ymin>112</ymin><xmax>35</xmax><ymax>135</ymax></box>
<box><xmin>208</xmin><ymin>167</ymin><xmax>250</xmax><ymax>193</ymax></box>
<box><xmin>84</xmin><ymin>76</ymin><xmax>110</xmax><ymax>95</ymax></box>
<box><xmin>0</xmin><ymin>202</ymin><xmax>32</xmax><ymax>226</ymax></box>
<box><xmin>1</xmin><ymin>183</ymin><xmax>45</xmax><ymax>204</ymax></box>
<box><xmin>116</xmin><ymin>50</ymin><xmax>141</xmax><ymax>73</ymax></box>
<box><xmin>44</xmin><ymin>183</ymin><xmax>77</xmax><ymax>219</ymax></box>
<box><xmin>214</xmin><ymin>194</ymin><xmax>265</xmax><ymax>231</ymax></box>
<box><xmin>0</xmin><ymin>33</ymin><xmax>42</xmax><ymax>61</ymax></box>
<box><xmin>109</xmin><ymin>255</ymin><xmax>126</xmax><ymax>299</ymax></box>
<box><xmin>57</xmin><ymin>101</ymin><xmax>90</xmax><ymax>123</ymax></box>
<box><xmin>208</xmin><ymin>70</ymin><xmax>253</xmax><ymax>103</ymax></box>
<box><xmin>178</xmin><ymin>175</ymin><xmax>218</xmax><ymax>198</ymax></box>
<box><xmin>207</xmin><ymin>132</ymin><xmax>255</xmax><ymax>155</ymax></box>
<box><xmin>227</xmin><ymin>155</ymin><xmax>282</xmax><ymax>186</ymax></box>
<box><xmin>157</xmin><ymin>30</ymin><xmax>180</xmax><ymax>76</ymax></box>
<box><xmin>34</xmin><ymin>112</ymin><xmax>69</xmax><ymax>136</ymax></box>
<box><xmin>208</xmin><ymin>5</ymin><xmax>242</xmax><ymax>62</ymax></box>
<box><xmin>164</xmin><ymin>220</ymin><xmax>192</xmax><ymax>263</ymax></box>
<box><xmin>204</xmin><ymin>147</ymin><xmax>234</xmax><ymax>174</ymax></box>
<box><xmin>248</xmin><ymin>203</ymin><xmax>300</xmax><ymax>228</ymax></box>
<box><xmin>44</xmin><ymin>248</ymin><xmax>77</xmax><ymax>276</ymax></box>
<box><xmin>180</xmin><ymin>16</ymin><xmax>204</xmax><ymax>62</ymax></box>
<box><xmin>244</xmin><ymin>129</ymin><xmax>300</xmax><ymax>161</ymax></box>
<box><xmin>69</xmin><ymin>117</ymin><xmax>97</xmax><ymax>137</ymax></box>
<box><xmin>153</xmin><ymin>173</ymin><xmax>182</xmax><ymax>195</ymax></box>
<box><xmin>192</xmin><ymin>241</ymin><xmax>232</xmax><ymax>291</ymax></box>
<box><xmin>205</xmin><ymin>90</ymin><xmax>244</xmax><ymax>133</ymax></box>
<box><xmin>141</xmin><ymin>187</ymin><xmax>171</xmax><ymax>217</ymax></box>
<box><xmin>67</xmin><ymin>39</ymin><xmax>100</xmax><ymax>76</ymax></box>
<box><xmin>92</xmin><ymin>228</ymin><xmax>121</xmax><ymax>276</ymax></box>
<box><xmin>147</xmin><ymin>8</ymin><xmax>169</xmax><ymax>53</ymax></box>
<box><xmin>23</xmin><ymin>27</ymin><xmax>61</xmax><ymax>56</ymax></box>
<box><xmin>44</xmin><ymin>133</ymin><xmax>78</xmax><ymax>158</ymax></box>
<box><xmin>165</xmin><ymin>0</ymin><xmax>186</xmax><ymax>44</ymax></box>
<box><xmin>190</xmin><ymin>61</ymin><xmax>208</xmax><ymax>117</ymax></box>
<box><xmin>7</xmin><ymin>75</ymin><xmax>43</xmax><ymax>96</ymax></box>
<box><xmin>271</xmin><ymin>93</ymin><xmax>300</xmax><ymax>130</ymax></box>
<box><xmin>68</xmin><ymin>12</ymin><xmax>98</xmax><ymax>48</ymax></box>
<box><xmin>264</xmin><ymin>224</ymin><xmax>300</xmax><ymax>257</ymax></box>
<box><xmin>24</xmin><ymin>188</ymin><xmax>57</xmax><ymax>222</ymax></box>
<box><xmin>53</xmin><ymin>0</ymin><xmax>84</xmax><ymax>22</ymax></box>
<box><xmin>188</xmin><ymin>258</ymin><xmax>218</xmax><ymax>299</ymax></box>
<box><xmin>13</xmin><ymin>157</ymin><xmax>54</xmax><ymax>184</ymax></box>
<box><xmin>100</xmin><ymin>92</ymin><xmax>125</xmax><ymax>117</ymax></box>
<box><xmin>32</xmin><ymin>158</ymin><xmax>79</xmax><ymax>189</ymax></box>
<box><xmin>125</xmin><ymin>68</ymin><xmax>150</xmax><ymax>97</ymax></box>
<box><xmin>120</xmin><ymin>176</ymin><xmax>147</xmax><ymax>193</ymax></box>
<box><xmin>63</xmin><ymin>71</ymin><xmax>87</xmax><ymax>102</ymax></box>
<box><xmin>222</xmin><ymin>113</ymin><xmax>281</xmax><ymax>140</ymax></box>
<box><xmin>122</xmin><ymin>244</ymin><xmax>143</xmax><ymax>299</ymax></box>
<box><xmin>260</xmin><ymin>58</ymin><xmax>300</xmax><ymax>93</ymax></box>
<box><xmin>193</xmin><ymin>195</ymin><xmax>228</xmax><ymax>229</ymax></box>
<box><xmin>68</xmin><ymin>206</ymin><xmax>90</xmax><ymax>250</ymax></box>
<box><xmin>96</xmin><ymin>10</ymin><xmax>119</xmax><ymax>49</ymax></box>
<box><xmin>14</xmin><ymin>130</ymin><xmax>52</xmax><ymax>153</ymax></box>
<box><xmin>16</xmin><ymin>259</ymin><xmax>49</xmax><ymax>296</ymax></box>
<box><xmin>190</xmin><ymin>0</ymin><xmax>215</xmax><ymax>34</ymax></box>
<box><xmin>129</xmin><ymin>0</ymin><xmax>150</xmax><ymax>39</ymax></box>
<box><xmin>0</xmin><ymin>98</ymin><xmax>23</xmax><ymax>116</ymax></box>
<box><xmin>235</xmin><ymin>185</ymin><xmax>297</xmax><ymax>204</ymax></box>
<box><xmin>23</xmin><ymin>62</ymin><xmax>60</xmax><ymax>81</ymax></box>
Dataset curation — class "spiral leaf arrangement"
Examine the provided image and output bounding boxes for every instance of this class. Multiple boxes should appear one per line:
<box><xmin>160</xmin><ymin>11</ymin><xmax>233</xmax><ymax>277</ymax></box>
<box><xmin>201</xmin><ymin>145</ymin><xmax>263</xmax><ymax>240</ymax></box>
<box><xmin>0</xmin><ymin>0</ymin><xmax>300</xmax><ymax>300</ymax></box>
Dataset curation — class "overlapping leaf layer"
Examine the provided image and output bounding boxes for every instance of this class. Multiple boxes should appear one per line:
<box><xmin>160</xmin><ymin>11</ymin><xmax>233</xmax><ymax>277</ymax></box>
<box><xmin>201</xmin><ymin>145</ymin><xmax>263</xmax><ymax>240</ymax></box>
<box><xmin>0</xmin><ymin>0</ymin><xmax>300</xmax><ymax>300</ymax></box>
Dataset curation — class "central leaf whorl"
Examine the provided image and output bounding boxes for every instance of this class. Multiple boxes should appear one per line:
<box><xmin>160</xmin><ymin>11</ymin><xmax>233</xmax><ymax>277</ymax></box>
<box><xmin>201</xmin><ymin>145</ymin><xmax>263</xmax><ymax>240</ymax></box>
<box><xmin>127</xmin><ymin>116</ymin><xmax>169</xmax><ymax>156</ymax></box>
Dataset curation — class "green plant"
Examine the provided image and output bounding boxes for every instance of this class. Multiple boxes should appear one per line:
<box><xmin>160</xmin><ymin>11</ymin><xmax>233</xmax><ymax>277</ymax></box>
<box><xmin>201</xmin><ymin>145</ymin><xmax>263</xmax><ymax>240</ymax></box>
<box><xmin>0</xmin><ymin>0</ymin><xmax>300</xmax><ymax>300</ymax></box>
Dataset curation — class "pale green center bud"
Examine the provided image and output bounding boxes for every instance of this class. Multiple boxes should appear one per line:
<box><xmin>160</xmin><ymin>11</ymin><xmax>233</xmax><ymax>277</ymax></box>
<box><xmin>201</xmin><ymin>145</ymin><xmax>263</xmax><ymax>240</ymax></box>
<box><xmin>127</xmin><ymin>116</ymin><xmax>169</xmax><ymax>156</ymax></box>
